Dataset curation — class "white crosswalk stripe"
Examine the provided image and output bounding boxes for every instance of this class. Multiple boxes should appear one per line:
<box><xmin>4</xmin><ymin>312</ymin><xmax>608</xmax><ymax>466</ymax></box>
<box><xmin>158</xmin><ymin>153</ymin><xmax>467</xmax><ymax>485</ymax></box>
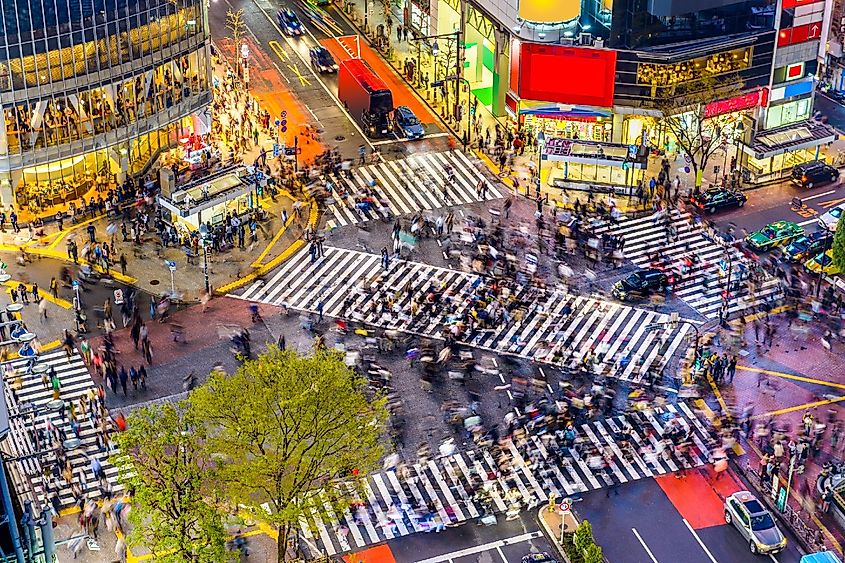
<box><xmin>1</xmin><ymin>350</ymin><xmax>123</xmax><ymax>510</ymax></box>
<box><xmin>597</xmin><ymin>210</ymin><xmax>784</xmax><ymax>318</ymax></box>
<box><xmin>297</xmin><ymin>403</ymin><xmax>711</xmax><ymax>557</ymax></box>
<box><xmin>239</xmin><ymin>246</ymin><xmax>692</xmax><ymax>382</ymax></box>
<box><xmin>327</xmin><ymin>151</ymin><xmax>502</xmax><ymax>226</ymax></box>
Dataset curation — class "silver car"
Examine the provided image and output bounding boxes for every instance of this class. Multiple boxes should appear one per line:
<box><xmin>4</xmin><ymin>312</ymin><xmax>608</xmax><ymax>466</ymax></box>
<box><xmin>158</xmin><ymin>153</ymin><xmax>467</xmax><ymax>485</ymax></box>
<box><xmin>724</xmin><ymin>491</ymin><xmax>787</xmax><ymax>554</ymax></box>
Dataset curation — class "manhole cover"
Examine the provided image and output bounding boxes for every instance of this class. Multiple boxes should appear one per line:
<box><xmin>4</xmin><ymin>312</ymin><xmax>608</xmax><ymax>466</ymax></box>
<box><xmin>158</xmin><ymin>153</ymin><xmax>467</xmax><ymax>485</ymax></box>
<box><xmin>150</xmin><ymin>280</ymin><xmax>160</xmax><ymax>286</ymax></box>
<box><xmin>334</xmin><ymin>135</ymin><xmax>346</xmax><ymax>141</ymax></box>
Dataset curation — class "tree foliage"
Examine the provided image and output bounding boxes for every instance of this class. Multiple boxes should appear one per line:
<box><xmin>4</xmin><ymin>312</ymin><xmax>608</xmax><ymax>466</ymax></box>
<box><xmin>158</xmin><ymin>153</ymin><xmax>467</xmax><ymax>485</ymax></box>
<box><xmin>190</xmin><ymin>347</ymin><xmax>389</xmax><ymax>562</ymax></box>
<box><xmin>111</xmin><ymin>401</ymin><xmax>227</xmax><ymax>563</ymax></box>
<box><xmin>654</xmin><ymin>75</ymin><xmax>744</xmax><ymax>187</ymax></box>
<box><xmin>832</xmin><ymin>217</ymin><xmax>845</xmax><ymax>273</ymax></box>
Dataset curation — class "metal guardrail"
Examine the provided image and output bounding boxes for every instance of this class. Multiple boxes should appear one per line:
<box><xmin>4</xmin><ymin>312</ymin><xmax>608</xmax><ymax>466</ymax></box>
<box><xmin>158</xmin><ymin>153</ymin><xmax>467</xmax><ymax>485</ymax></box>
<box><xmin>745</xmin><ymin>463</ymin><xmax>827</xmax><ymax>552</ymax></box>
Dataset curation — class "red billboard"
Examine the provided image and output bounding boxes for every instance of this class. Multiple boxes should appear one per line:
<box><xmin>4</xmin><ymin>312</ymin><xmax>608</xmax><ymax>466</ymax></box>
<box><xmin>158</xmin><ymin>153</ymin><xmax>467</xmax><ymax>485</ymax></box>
<box><xmin>517</xmin><ymin>43</ymin><xmax>617</xmax><ymax>107</ymax></box>
<box><xmin>704</xmin><ymin>88</ymin><xmax>768</xmax><ymax>118</ymax></box>
<box><xmin>778</xmin><ymin>22</ymin><xmax>823</xmax><ymax>46</ymax></box>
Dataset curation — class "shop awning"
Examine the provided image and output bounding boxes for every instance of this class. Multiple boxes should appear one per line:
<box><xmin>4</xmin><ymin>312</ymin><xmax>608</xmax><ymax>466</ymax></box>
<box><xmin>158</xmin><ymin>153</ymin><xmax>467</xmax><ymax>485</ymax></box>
<box><xmin>740</xmin><ymin>120</ymin><xmax>838</xmax><ymax>159</ymax></box>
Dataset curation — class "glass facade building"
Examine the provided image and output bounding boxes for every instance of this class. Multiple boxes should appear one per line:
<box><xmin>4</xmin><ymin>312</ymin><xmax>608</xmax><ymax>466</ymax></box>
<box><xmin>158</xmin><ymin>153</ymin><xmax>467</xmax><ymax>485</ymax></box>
<box><xmin>0</xmin><ymin>0</ymin><xmax>211</xmax><ymax>215</ymax></box>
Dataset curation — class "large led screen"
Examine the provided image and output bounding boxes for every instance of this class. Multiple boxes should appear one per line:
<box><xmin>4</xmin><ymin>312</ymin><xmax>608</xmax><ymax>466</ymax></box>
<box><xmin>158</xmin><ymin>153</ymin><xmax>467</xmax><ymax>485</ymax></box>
<box><xmin>519</xmin><ymin>0</ymin><xmax>581</xmax><ymax>23</ymax></box>
<box><xmin>518</xmin><ymin>43</ymin><xmax>617</xmax><ymax>107</ymax></box>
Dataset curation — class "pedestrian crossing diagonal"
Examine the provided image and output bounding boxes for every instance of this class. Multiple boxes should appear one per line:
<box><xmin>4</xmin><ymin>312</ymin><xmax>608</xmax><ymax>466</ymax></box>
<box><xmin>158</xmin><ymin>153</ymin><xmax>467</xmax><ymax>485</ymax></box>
<box><xmin>327</xmin><ymin>151</ymin><xmax>502</xmax><ymax>227</ymax></box>
<box><xmin>296</xmin><ymin>403</ymin><xmax>713</xmax><ymax>557</ymax></box>
<box><xmin>0</xmin><ymin>350</ymin><xmax>123</xmax><ymax>510</ymax></box>
<box><xmin>596</xmin><ymin>210</ymin><xmax>784</xmax><ymax>319</ymax></box>
<box><xmin>239</xmin><ymin>246</ymin><xmax>693</xmax><ymax>383</ymax></box>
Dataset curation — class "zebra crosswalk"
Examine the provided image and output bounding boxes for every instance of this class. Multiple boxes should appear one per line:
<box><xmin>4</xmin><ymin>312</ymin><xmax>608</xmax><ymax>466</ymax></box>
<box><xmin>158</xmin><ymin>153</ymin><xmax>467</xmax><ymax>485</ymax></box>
<box><xmin>297</xmin><ymin>402</ymin><xmax>713</xmax><ymax>557</ymax></box>
<box><xmin>597</xmin><ymin>210</ymin><xmax>783</xmax><ymax>319</ymax></box>
<box><xmin>1</xmin><ymin>349</ymin><xmax>122</xmax><ymax>509</ymax></box>
<box><xmin>326</xmin><ymin>151</ymin><xmax>502</xmax><ymax>227</ymax></box>
<box><xmin>239</xmin><ymin>246</ymin><xmax>692</xmax><ymax>382</ymax></box>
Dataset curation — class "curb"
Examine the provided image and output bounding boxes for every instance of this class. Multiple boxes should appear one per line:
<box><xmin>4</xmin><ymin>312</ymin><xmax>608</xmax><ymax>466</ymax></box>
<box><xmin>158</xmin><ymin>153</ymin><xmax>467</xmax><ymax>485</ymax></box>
<box><xmin>535</xmin><ymin>506</ymin><xmax>573</xmax><ymax>563</ymax></box>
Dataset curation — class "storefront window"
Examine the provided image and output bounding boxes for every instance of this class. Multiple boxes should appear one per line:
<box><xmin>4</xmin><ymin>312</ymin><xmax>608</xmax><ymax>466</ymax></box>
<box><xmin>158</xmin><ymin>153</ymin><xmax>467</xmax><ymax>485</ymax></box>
<box><xmin>2</xmin><ymin>49</ymin><xmax>207</xmax><ymax>155</ymax></box>
<box><xmin>637</xmin><ymin>47</ymin><xmax>752</xmax><ymax>87</ymax></box>
<box><xmin>765</xmin><ymin>97</ymin><xmax>811</xmax><ymax>129</ymax></box>
<box><xmin>523</xmin><ymin>115</ymin><xmax>611</xmax><ymax>142</ymax></box>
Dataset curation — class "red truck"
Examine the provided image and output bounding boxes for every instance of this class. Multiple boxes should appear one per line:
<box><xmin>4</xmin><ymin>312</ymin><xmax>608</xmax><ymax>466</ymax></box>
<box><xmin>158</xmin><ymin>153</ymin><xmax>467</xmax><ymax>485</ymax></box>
<box><xmin>337</xmin><ymin>58</ymin><xmax>394</xmax><ymax>138</ymax></box>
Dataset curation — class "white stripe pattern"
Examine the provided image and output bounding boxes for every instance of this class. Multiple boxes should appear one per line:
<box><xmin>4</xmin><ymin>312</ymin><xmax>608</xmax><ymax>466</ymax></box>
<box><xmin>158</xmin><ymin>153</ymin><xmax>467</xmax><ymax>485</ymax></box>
<box><xmin>596</xmin><ymin>210</ymin><xmax>783</xmax><ymax>318</ymax></box>
<box><xmin>1</xmin><ymin>350</ymin><xmax>123</xmax><ymax>510</ymax></box>
<box><xmin>238</xmin><ymin>246</ymin><xmax>692</xmax><ymax>383</ymax></box>
<box><xmin>297</xmin><ymin>403</ymin><xmax>711</xmax><ymax>557</ymax></box>
<box><xmin>327</xmin><ymin>151</ymin><xmax>502</xmax><ymax>226</ymax></box>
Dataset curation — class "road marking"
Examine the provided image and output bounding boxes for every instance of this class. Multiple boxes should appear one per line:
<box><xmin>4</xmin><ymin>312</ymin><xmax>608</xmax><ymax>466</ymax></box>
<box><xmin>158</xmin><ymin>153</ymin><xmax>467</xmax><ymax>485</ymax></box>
<box><xmin>286</xmin><ymin>63</ymin><xmax>311</xmax><ymax>86</ymax></box>
<box><xmin>803</xmin><ymin>189</ymin><xmax>836</xmax><ymax>202</ymax></box>
<box><xmin>738</xmin><ymin>365</ymin><xmax>845</xmax><ymax>390</ymax></box>
<box><xmin>683</xmin><ymin>518</ymin><xmax>719</xmax><ymax>563</ymax></box>
<box><xmin>820</xmin><ymin>196</ymin><xmax>845</xmax><ymax>208</ymax></box>
<box><xmin>632</xmin><ymin>528</ymin><xmax>659</xmax><ymax>563</ymax></box>
<box><xmin>750</xmin><ymin>395</ymin><xmax>845</xmax><ymax>420</ymax></box>
<box><xmin>251</xmin><ymin>0</ymin><xmax>375</xmax><ymax>149</ymax></box>
<box><xmin>268</xmin><ymin>40</ymin><xmax>290</xmax><ymax>62</ymax></box>
<box><xmin>495</xmin><ymin>546</ymin><xmax>508</xmax><ymax>562</ymax></box>
<box><xmin>414</xmin><ymin>531</ymin><xmax>543</xmax><ymax>563</ymax></box>
<box><xmin>797</xmin><ymin>218</ymin><xmax>819</xmax><ymax>226</ymax></box>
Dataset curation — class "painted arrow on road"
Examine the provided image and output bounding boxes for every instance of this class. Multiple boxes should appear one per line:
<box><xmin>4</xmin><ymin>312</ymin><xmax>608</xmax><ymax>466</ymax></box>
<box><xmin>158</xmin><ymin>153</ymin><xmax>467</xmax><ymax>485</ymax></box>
<box><xmin>819</xmin><ymin>196</ymin><xmax>845</xmax><ymax>209</ymax></box>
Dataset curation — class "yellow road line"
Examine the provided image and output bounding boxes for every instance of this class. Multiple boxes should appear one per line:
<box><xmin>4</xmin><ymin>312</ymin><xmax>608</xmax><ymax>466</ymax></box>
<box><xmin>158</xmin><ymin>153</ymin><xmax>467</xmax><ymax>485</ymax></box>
<box><xmin>251</xmin><ymin>215</ymin><xmax>296</xmax><ymax>267</ymax></box>
<box><xmin>693</xmin><ymin>399</ymin><xmax>745</xmax><ymax>455</ymax></box>
<box><xmin>2</xmin><ymin>281</ymin><xmax>73</xmax><ymax>309</ymax></box>
<box><xmin>750</xmin><ymin>395</ymin><xmax>845</xmax><ymax>420</ymax></box>
<box><xmin>729</xmin><ymin>304</ymin><xmax>791</xmax><ymax>327</ymax></box>
<box><xmin>703</xmin><ymin>369</ymin><xmax>732</xmax><ymax>422</ymax></box>
<box><xmin>215</xmin><ymin>201</ymin><xmax>318</xmax><ymax>295</ymax></box>
<box><xmin>738</xmin><ymin>365</ymin><xmax>845</xmax><ymax>390</ymax></box>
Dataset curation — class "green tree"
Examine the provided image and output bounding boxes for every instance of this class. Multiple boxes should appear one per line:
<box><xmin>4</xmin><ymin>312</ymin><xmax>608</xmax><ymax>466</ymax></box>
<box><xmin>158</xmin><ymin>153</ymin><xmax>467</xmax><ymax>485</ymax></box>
<box><xmin>583</xmin><ymin>543</ymin><xmax>604</xmax><ymax>563</ymax></box>
<box><xmin>654</xmin><ymin>74</ymin><xmax>745</xmax><ymax>187</ymax></box>
<box><xmin>111</xmin><ymin>401</ymin><xmax>227</xmax><ymax>562</ymax></box>
<box><xmin>190</xmin><ymin>348</ymin><xmax>389</xmax><ymax>562</ymax></box>
<box><xmin>832</xmin><ymin>217</ymin><xmax>845</xmax><ymax>274</ymax></box>
<box><xmin>573</xmin><ymin>520</ymin><xmax>594</xmax><ymax>552</ymax></box>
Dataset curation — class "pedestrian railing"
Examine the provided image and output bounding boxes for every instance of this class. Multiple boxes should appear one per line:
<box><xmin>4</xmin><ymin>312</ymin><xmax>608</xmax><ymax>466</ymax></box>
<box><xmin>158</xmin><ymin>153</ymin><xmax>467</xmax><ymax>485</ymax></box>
<box><xmin>745</xmin><ymin>464</ymin><xmax>828</xmax><ymax>552</ymax></box>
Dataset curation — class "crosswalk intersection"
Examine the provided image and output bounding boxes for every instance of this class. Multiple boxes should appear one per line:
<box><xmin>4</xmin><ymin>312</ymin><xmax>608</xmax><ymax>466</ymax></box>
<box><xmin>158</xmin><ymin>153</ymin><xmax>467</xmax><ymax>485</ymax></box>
<box><xmin>597</xmin><ymin>210</ymin><xmax>783</xmax><ymax>319</ymax></box>
<box><xmin>1</xmin><ymin>349</ymin><xmax>122</xmax><ymax>509</ymax></box>
<box><xmin>297</xmin><ymin>402</ymin><xmax>713</xmax><ymax>557</ymax></box>
<box><xmin>326</xmin><ymin>151</ymin><xmax>502</xmax><ymax>227</ymax></box>
<box><xmin>239</xmin><ymin>246</ymin><xmax>692</xmax><ymax>382</ymax></box>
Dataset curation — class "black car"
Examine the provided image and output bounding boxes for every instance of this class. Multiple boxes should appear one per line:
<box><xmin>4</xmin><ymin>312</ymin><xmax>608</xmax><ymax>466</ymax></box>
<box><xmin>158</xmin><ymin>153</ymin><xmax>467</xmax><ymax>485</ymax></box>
<box><xmin>783</xmin><ymin>230</ymin><xmax>832</xmax><ymax>262</ymax></box>
<box><xmin>791</xmin><ymin>160</ymin><xmax>839</xmax><ymax>188</ymax></box>
<box><xmin>309</xmin><ymin>46</ymin><xmax>337</xmax><ymax>73</ymax></box>
<box><xmin>690</xmin><ymin>187</ymin><xmax>747</xmax><ymax>214</ymax></box>
<box><xmin>612</xmin><ymin>268</ymin><xmax>670</xmax><ymax>301</ymax></box>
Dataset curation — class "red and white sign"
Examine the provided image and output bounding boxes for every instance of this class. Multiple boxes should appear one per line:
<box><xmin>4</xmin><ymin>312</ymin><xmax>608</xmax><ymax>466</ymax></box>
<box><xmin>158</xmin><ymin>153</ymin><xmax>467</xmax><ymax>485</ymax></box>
<box><xmin>559</xmin><ymin>500</ymin><xmax>572</xmax><ymax>513</ymax></box>
<box><xmin>704</xmin><ymin>88</ymin><xmax>768</xmax><ymax>118</ymax></box>
<box><xmin>778</xmin><ymin>22</ymin><xmax>823</xmax><ymax>46</ymax></box>
<box><xmin>781</xmin><ymin>0</ymin><xmax>824</xmax><ymax>10</ymax></box>
<box><xmin>786</xmin><ymin>62</ymin><xmax>805</xmax><ymax>80</ymax></box>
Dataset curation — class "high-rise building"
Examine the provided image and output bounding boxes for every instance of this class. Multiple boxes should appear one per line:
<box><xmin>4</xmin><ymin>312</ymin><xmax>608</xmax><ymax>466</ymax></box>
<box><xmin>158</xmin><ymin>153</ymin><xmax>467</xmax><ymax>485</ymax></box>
<box><xmin>405</xmin><ymin>0</ymin><xmax>835</xmax><ymax>185</ymax></box>
<box><xmin>0</xmin><ymin>0</ymin><xmax>212</xmax><ymax>216</ymax></box>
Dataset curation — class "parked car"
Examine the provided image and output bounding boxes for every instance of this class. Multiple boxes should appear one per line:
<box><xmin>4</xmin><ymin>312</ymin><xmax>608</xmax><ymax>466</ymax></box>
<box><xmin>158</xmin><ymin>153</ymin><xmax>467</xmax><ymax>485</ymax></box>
<box><xmin>745</xmin><ymin>221</ymin><xmax>804</xmax><ymax>251</ymax></box>
<box><xmin>612</xmin><ymin>268</ymin><xmax>670</xmax><ymax>301</ymax></box>
<box><xmin>309</xmin><ymin>46</ymin><xmax>337</xmax><ymax>73</ymax></box>
<box><xmin>804</xmin><ymin>250</ymin><xmax>842</xmax><ymax>276</ymax></box>
<box><xmin>791</xmin><ymin>160</ymin><xmax>839</xmax><ymax>188</ymax></box>
<box><xmin>277</xmin><ymin>9</ymin><xmax>304</xmax><ymax>36</ymax></box>
<box><xmin>724</xmin><ymin>491</ymin><xmax>787</xmax><ymax>554</ymax></box>
<box><xmin>393</xmin><ymin>105</ymin><xmax>425</xmax><ymax>140</ymax></box>
<box><xmin>819</xmin><ymin>203</ymin><xmax>845</xmax><ymax>231</ymax></box>
<box><xmin>783</xmin><ymin>230</ymin><xmax>832</xmax><ymax>262</ymax></box>
<box><xmin>689</xmin><ymin>187</ymin><xmax>747</xmax><ymax>214</ymax></box>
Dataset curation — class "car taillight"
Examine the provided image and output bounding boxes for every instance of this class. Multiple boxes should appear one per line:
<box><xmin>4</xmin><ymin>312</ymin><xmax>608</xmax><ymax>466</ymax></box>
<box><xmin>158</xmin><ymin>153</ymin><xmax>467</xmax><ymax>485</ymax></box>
<box><xmin>802</xmin><ymin>175</ymin><xmax>808</xmax><ymax>182</ymax></box>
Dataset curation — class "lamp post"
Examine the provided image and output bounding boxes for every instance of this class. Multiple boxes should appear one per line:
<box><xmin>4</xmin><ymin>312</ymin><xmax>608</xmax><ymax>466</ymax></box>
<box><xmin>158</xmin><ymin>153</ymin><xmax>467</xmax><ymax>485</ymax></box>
<box><xmin>647</xmin><ymin>318</ymin><xmax>700</xmax><ymax>363</ymax></box>
<box><xmin>198</xmin><ymin>223</ymin><xmax>211</xmax><ymax>294</ymax></box>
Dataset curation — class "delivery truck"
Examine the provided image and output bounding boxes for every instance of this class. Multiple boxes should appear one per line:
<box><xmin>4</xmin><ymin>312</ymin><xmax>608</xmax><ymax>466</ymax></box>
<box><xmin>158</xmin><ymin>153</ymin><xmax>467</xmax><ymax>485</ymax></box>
<box><xmin>337</xmin><ymin>58</ymin><xmax>393</xmax><ymax>138</ymax></box>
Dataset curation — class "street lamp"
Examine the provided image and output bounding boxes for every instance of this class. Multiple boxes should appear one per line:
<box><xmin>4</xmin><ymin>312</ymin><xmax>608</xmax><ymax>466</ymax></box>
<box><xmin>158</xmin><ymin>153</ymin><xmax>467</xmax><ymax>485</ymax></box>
<box><xmin>647</xmin><ymin>317</ymin><xmax>701</xmax><ymax>368</ymax></box>
<box><xmin>198</xmin><ymin>223</ymin><xmax>211</xmax><ymax>294</ymax></box>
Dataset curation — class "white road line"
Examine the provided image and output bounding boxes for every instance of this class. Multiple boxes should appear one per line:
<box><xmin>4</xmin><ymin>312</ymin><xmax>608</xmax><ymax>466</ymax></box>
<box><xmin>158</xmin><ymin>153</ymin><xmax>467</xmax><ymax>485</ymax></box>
<box><xmin>802</xmin><ymin>189</ymin><xmax>836</xmax><ymax>201</ymax></box>
<box><xmin>495</xmin><ymin>546</ymin><xmax>508</xmax><ymax>562</ymax></box>
<box><xmin>797</xmin><ymin>218</ymin><xmax>819</xmax><ymax>226</ymax></box>
<box><xmin>632</xmin><ymin>528</ymin><xmax>660</xmax><ymax>563</ymax></box>
<box><xmin>414</xmin><ymin>531</ymin><xmax>543</xmax><ymax>563</ymax></box>
<box><xmin>683</xmin><ymin>518</ymin><xmax>719</xmax><ymax>563</ymax></box>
